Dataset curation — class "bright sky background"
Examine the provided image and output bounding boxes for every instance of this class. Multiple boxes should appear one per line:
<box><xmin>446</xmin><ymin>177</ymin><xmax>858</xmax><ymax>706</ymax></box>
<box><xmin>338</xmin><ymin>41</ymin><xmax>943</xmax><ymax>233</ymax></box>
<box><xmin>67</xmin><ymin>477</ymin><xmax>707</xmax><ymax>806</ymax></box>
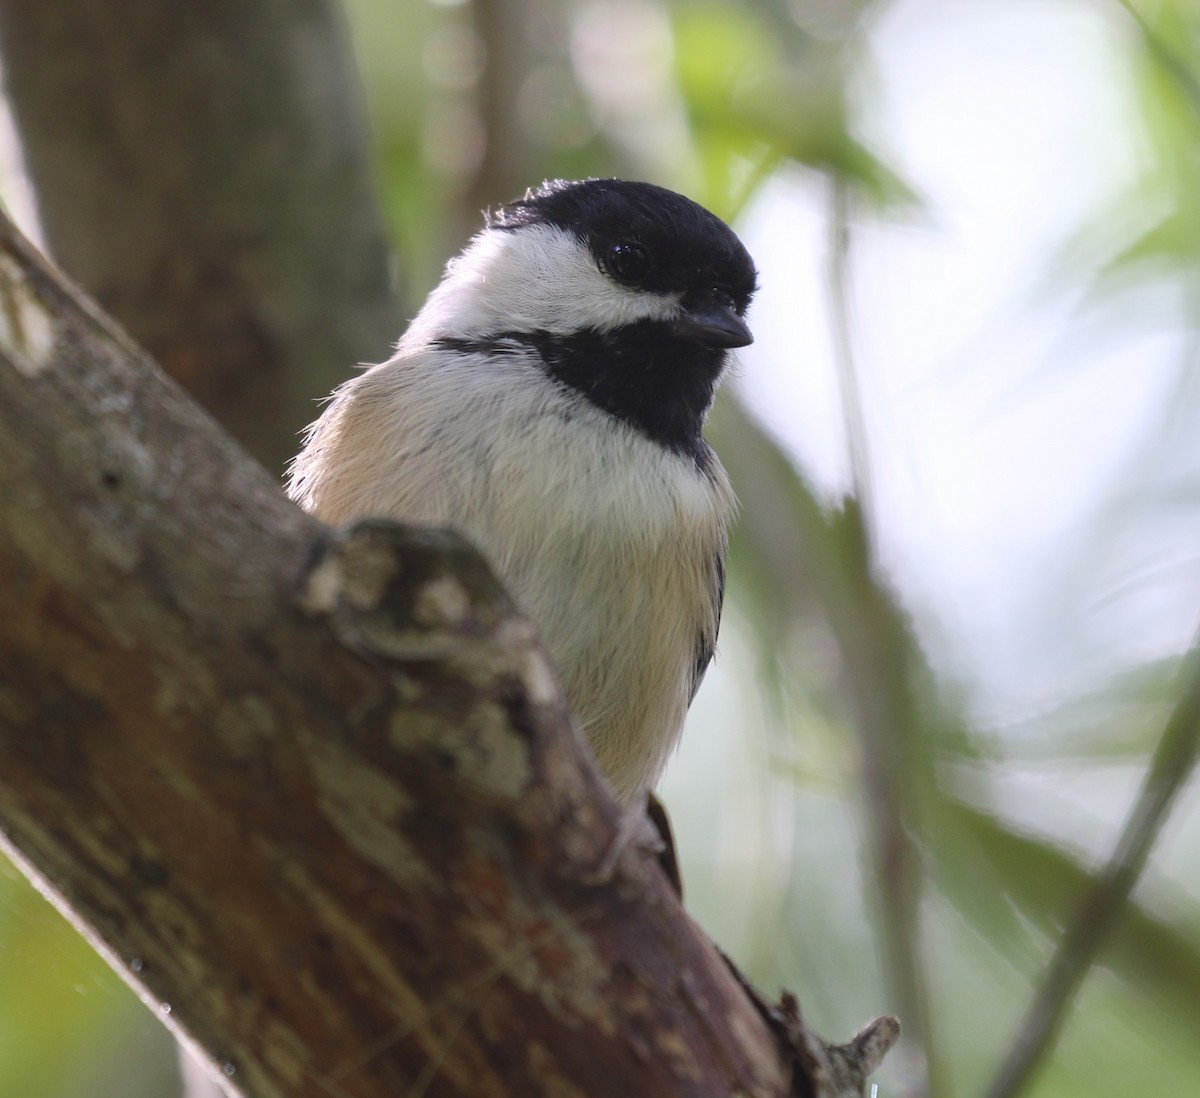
<box><xmin>735</xmin><ymin>0</ymin><xmax>1199</xmax><ymax>721</ymax></box>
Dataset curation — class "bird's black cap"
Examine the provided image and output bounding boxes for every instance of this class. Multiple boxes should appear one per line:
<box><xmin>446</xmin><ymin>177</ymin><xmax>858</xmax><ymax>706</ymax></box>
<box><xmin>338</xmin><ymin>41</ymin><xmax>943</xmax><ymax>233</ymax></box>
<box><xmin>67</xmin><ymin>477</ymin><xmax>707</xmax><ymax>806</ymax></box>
<box><xmin>488</xmin><ymin>178</ymin><xmax>758</xmax><ymax>316</ymax></box>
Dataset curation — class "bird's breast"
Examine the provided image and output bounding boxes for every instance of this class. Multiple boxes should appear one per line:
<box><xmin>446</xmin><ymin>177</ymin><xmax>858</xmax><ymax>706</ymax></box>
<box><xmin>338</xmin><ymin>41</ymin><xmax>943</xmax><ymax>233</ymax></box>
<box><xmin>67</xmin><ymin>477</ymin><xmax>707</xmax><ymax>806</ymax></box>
<box><xmin>468</xmin><ymin>391</ymin><xmax>732</xmax><ymax>803</ymax></box>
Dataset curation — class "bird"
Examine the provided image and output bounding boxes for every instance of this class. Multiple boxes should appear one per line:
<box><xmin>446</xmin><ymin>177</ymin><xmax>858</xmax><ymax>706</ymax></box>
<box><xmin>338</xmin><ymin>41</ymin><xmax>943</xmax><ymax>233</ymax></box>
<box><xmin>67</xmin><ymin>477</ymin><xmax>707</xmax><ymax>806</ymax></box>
<box><xmin>287</xmin><ymin>178</ymin><xmax>756</xmax><ymax>811</ymax></box>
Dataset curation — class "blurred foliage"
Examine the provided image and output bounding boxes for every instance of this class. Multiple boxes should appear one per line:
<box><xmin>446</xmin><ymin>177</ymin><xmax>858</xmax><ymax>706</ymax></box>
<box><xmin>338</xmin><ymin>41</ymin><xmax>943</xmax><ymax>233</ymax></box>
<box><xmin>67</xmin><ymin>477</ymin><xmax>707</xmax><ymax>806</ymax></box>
<box><xmin>0</xmin><ymin>862</ymin><xmax>179</xmax><ymax>1097</ymax></box>
<box><xmin>1094</xmin><ymin>0</ymin><xmax>1200</xmax><ymax>287</ymax></box>
<box><xmin>4</xmin><ymin>0</ymin><xmax>1200</xmax><ymax>1096</ymax></box>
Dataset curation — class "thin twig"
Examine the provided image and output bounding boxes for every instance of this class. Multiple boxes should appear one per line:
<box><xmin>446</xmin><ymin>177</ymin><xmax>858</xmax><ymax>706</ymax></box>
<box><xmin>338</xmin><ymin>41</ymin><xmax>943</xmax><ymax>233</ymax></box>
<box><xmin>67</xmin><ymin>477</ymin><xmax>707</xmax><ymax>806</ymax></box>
<box><xmin>826</xmin><ymin>175</ymin><xmax>877</xmax><ymax>534</ymax></box>
<box><xmin>983</xmin><ymin>637</ymin><xmax>1200</xmax><ymax>1098</ymax></box>
<box><xmin>825</xmin><ymin>173</ymin><xmax>941</xmax><ymax>1098</ymax></box>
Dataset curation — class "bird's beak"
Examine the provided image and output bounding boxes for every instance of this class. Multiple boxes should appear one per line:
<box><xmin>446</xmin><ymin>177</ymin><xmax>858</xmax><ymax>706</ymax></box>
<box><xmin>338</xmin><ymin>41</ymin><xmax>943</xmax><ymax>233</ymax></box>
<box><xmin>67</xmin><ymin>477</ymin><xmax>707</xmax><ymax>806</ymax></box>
<box><xmin>672</xmin><ymin>300</ymin><xmax>753</xmax><ymax>349</ymax></box>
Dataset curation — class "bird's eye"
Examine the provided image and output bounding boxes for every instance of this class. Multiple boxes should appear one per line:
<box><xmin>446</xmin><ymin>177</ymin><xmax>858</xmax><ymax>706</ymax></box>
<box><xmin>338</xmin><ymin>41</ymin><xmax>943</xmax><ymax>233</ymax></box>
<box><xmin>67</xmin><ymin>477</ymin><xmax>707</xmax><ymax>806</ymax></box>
<box><xmin>606</xmin><ymin>241</ymin><xmax>651</xmax><ymax>285</ymax></box>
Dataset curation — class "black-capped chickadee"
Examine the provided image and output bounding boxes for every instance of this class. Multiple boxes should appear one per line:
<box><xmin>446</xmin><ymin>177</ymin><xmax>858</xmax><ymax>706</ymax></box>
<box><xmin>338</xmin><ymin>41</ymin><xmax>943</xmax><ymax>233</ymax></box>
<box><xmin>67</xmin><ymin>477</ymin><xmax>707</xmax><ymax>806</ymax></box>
<box><xmin>288</xmin><ymin>178</ymin><xmax>756</xmax><ymax>809</ymax></box>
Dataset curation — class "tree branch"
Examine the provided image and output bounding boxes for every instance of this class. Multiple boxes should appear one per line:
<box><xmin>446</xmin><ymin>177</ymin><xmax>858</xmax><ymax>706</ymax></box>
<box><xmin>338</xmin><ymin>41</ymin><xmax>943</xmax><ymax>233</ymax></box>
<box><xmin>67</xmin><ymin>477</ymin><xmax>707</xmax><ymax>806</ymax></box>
<box><xmin>0</xmin><ymin>209</ymin><xmax>895</xmax><ymax>1096</ymax></box>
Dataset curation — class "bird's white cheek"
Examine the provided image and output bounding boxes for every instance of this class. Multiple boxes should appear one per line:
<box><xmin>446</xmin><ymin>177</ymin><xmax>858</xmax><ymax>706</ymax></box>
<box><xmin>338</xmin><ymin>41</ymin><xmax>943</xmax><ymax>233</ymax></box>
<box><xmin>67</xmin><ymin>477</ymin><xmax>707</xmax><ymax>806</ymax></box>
<box><xmin>544</xmin><ymin>266</ymin><xmax>677</xmax><ymax>332</ymax></box>
<box><xmin>403</xmin><ymin>224</ymin><xmax>679</xmax><ymax>342</ymax></box>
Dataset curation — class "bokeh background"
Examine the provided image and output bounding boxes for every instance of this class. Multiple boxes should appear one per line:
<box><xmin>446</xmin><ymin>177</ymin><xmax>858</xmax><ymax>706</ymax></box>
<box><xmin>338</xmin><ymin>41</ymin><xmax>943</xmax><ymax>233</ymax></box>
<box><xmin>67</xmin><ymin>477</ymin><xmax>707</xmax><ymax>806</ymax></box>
<box><xmin>2</xmin><ymin>0</ymin><xmax>1199</xmax><ymax>1095</ymax></box>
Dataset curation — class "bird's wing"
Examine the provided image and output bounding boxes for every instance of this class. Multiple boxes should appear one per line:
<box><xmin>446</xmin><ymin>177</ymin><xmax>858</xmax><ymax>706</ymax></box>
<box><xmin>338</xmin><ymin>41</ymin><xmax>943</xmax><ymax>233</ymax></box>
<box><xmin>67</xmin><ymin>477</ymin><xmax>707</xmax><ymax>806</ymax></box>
<box><xmin>688</xmin><ymin>549</ymin><xmax>725</xmax><ymax>705</ymax></box>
